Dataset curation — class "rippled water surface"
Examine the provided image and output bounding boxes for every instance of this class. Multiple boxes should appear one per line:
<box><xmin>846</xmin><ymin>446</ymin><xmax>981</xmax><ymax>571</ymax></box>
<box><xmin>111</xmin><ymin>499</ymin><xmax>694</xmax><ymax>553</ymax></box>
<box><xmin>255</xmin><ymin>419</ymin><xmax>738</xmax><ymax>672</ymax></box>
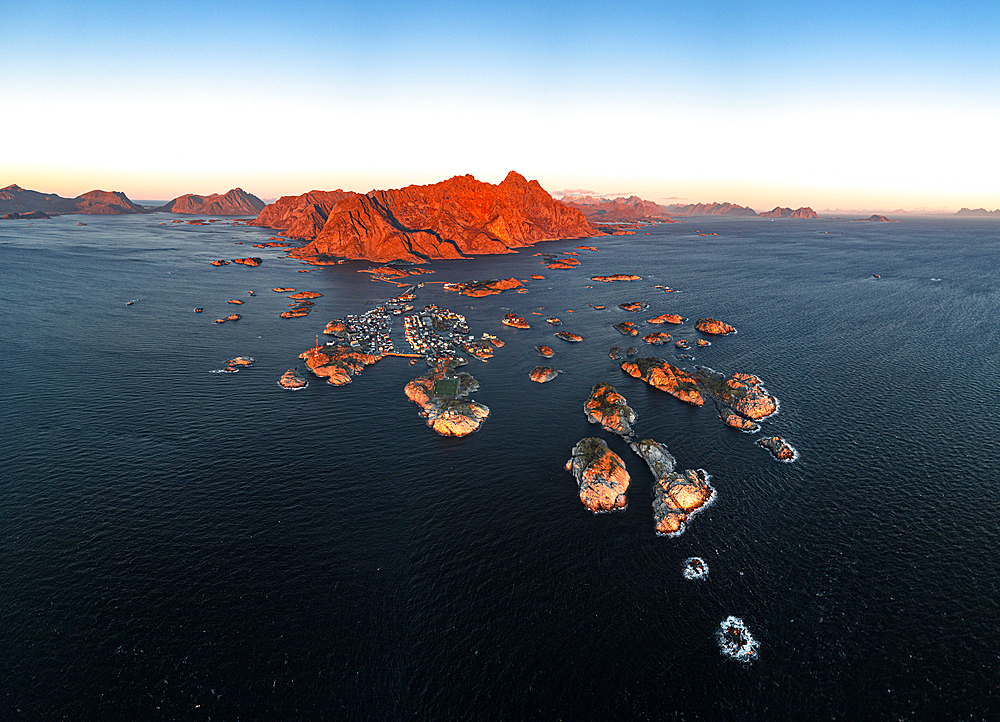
<box><xmin>2</xmin><ymin>214</ymin><xmax>999</xmax><ymax>720</ymax></box>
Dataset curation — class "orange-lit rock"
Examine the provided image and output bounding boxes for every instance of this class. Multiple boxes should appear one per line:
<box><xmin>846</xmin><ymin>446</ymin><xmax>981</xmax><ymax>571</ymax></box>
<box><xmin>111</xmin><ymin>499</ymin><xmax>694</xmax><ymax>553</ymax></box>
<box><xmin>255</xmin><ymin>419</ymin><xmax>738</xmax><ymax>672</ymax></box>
<box><xmin>675</xmin><ymin>339</ymin><xmax>690</xmax><ymax>349</ymax></box>
<box><xmin>695</xmin><ymin>318</ymin><xmax>736</xmax><ymax>335</ymax></box>
<box><xmin>299</xmin><ymin>344</ymin><xmax>383</xmax><ymax>386</ymax></box>
<box><xmin>154</xmin><ymin>188</ymin><xmax>265</xmax><ymax>216</ymax></box>
<box><xmin>227</xmin><ymin>299</ymin><xmax>244</xmax><ymax>305</ymax></box>
<box><xmin>210</xmin><ymin>259</ymin><xmax>229</xmax><ymax>266</ymax></box>
<box><xmin>646</xmin><ymin>313</ymin><xmax>685</xmax><ymax>325</ymax></box>
<box><xmin>194</xmin><ymin>308</ymin><xmax>203</xmax><ymax>313</ymax></box>
<box><xmin>535</xmin><ymin>345</ymin><xmax>555</xmax><ymax>358</ymax></box>
<box><xmin>404</xmin><ymin>361</ymin><xmax>489</xmax><ymax>436</ymax></box>
<box><xmin>324</xmin><ymin>320</ymin><xmax>349</xmax><ymax>336</ymax></box>
<box><xmin>227</xmin><ymin>356</ymin><xmax>255</xmax><ymax>367</ymax></box>
<box><xmin>618</xmin><ymin>301</ymin><xmax>648</xmax><ymax>312</ymax></box>
<box><xmin>719</xmin><ymin>409</ymin><xmax>760</xmax><ymax>433</ymax></box>
<box><xmin>694</xmin><ymin>368</ymin><xmax>777</xmax><ymax>420</ymax></box>
<box><xmin>502</xmin><ymin>313</ymin><xmax>530</xmax><ymax>329</ymax></box>
<box><xmin>591</xmin><ymin>274</ymin><xmax>641</xmax><ymax>282</ymax></box>
<box><xmin>584</xmin><ymin>383</ymin><xmax>637</xmax><ymax>436</ymax></box>
<box><xmin>546</xmin><ymin>317</ymin><xmax>562</xmax><ymax>325</ymax></box>
<box><xmin>642</xmin><ymin>332</ymin><xmax>672</xmax><ymax>345</ymax></box>
<box><xmin>278</xmin><ymin>367</ymin><xmax>308</xmax><ymax>390</ymax></box>
<box><xmin>629</xmin><ymin>438</ymin><xmax>715</xmax><ymax>535</ymax></box>
<box><xmin>697</xmin><ymin>339</ymin><xmax>710</xmax><ymax>347</ymax></box>
<box><xmin>609</xmin><ymin>346</ymin><xmax>624</xmax><ymax>360</ymax></box>
<box><xmin>529</xmin><ymin>366</ymin><xmax>562</xmax><ymax>383</ymax></box>
<box><xmin>655</xmin><ymin>468</ymin><xmax>716</xmax><ymax>536</ymax></box>
<box><xmin>565</xmin><ymin>437</ymin><xmax>630</xmax><ymax>512</ymax></box>
<box><xmin>272</xmin><ymin>287</ymin><xmax>295</xmax><ymax>293</ymax></box>
<box><xmin>280</xmin><ymin>310</ymin><xmax>310</xmax><ymax>318</ymax></box>
<box><xmin>282</xmin><ymin>172</ymin><xmax>597</xmax><ymax>263</ymax></box>
<box><xmin>232</xmin><ymin>257</ymin><xmax>262</xmax><ymax>266</ymax></box>
<box><xmin>554</xmin><ymin>331</ymin><xmax>582</xmax><ymax>342</ymax></box>
<box><xmin>576</xmin><ymin>246</ymin><xmax>598</xmax><ymax>251</ymax></box>
<box><xmin>530</xmin><ymin>274</ymin><xmax>545</xmax><ymax>280</ymax></box>
<box><xmin>251</xmin><ymin>190</ymin><xmax>356</xmax><ymax>239</ymax></box>
<box><xmin>757</xmin><ymin>436</ymin><xmax>797</xmax><ymax>461</ymax></box>
<box><xmin>288</xmin><ymin>291</ymin><xmax>322</xmax><ymax>300</ymax></box>
<box><xmin>225</xmin><ymin>313</ymin><xmax>242</xmax><ymax>322</ymax></box>
<box><xmin>444</xmin><ymin>278</ymin><xmax>523</xmax><ymax>297</ymax></box>
<box><xmin>613</xmin><ymin>321</ymin><xmax>639</xmax><ymax>336</ymax></box>
<box><xmin>621</xmin><ymin>357</ymin><xmax>704</xmax><ymax>406</ymax></box>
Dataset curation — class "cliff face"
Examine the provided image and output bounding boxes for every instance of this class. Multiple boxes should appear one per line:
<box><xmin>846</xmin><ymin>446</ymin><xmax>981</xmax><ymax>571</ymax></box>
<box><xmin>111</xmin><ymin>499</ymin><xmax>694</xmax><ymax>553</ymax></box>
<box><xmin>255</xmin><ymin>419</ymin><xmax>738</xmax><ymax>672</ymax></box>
<box><xmin>154</xmin><ymin>188</ymin><xmax>265</xmax><ymax>215</ymax></box>
<box><xmin>250</xmin><ymin>190</ymin><xmax>355</xmax><ymax>239</ymax></box>
<box><xmin>259</xmin><ymin>172</ymin><xmax>596</xmax><ymax>263</ymax></box>
<box><xmin>0</xmin><ymin>184</ymin><xmax>145</xmax><ymax>215</ymax></box>
<box><xmin>664</xmin><ymin>202</ymin><xmax>757</xmax><ymax>217</ymax></box>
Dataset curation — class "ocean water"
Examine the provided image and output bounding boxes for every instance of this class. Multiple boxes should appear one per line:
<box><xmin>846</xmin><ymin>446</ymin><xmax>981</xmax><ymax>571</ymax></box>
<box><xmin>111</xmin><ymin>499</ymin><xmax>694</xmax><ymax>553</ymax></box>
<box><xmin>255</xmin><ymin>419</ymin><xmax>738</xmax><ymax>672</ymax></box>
<box><xmin>1</xmin><ymin>214</ymin><xmax>999</xmax><ymax>720</ymax></box>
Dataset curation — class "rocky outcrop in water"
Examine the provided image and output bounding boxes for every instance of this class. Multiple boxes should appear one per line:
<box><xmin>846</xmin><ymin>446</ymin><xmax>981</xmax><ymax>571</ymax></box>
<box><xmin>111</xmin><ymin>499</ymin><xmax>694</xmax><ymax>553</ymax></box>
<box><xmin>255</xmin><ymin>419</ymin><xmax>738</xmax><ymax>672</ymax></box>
<box><xmin>695</xmin><ymin>369</ymin><xmax>777</xmax><ymax>420</ymax></box>
<box><xmin>613</xmin><ymin>321</ymin><xmax>639</xmax><ymax>336</ymax></box>
<box><xmin>405</xmin><ymin>360</ymin><xmax>489</xmax><ymax>436</ymax></box>
<box><xmin>630</xmin><ymin>438</ymin><xmax>716</xmax><ymax>536</ymax></box>
<box><xmin>642</xmin><ymin>332</ymin><xmax>671</xmax><ymax>345</ymax></box>
<box><xmin>299</xmin><ymin>344</ymin><xmax>383</xmax><ymax>386</ymax></box>
<box><xmin>757</xmin><ymin>436</ymin><xmax>798</xmax><ymax>461</ymax></box>
<box><xmin>444</xmin><ymin>278</ymin><xmax>523</xmax><ymax>297</ymax></box>
<box><xmin>647</xmin><ymin>313</ymin><xmax>685</xmax><ymax>325</ymax></box>
<box><xmin>278</xmin><ymin>368</ymin><xmax>309</xmax><ymax>389</ymax></box>
<box><xmin>621</xmin><ymin>357</ymin><xmax>704</xmax><ymax>406</ymax></box>
<box><xmin>584</xmin><ymin>383</ymin><xmax>636</xmax><ymax>436</ymax></box>
<box><xmin>529</xmin><ymin>366</ymin><xmax>562</xmax><ymax>383</ymax></box>
<box><xmin>591</xmin><ymin>274</ymin><xmax>641</xmax><ymax>282</ymax></box>
<box><xmin>565</xmin><ymin>437</ymin><xmax>630</xmax><ymax>512</ymax></box>
<box><xmin>554</xmin><ymin>331</ymin><xmax>582</xmax><ymax>342</ymax></box>
<box><xmin>695</xmin><ymin>318</ymin><xmax>736</xmax><ymax>335</ymax></box>
<box><xmin>535</xmin><ymin>345</ymin><xmax>555</xmax><ymax>358</ymax></box>
<box><xmin>502</xmin><ymin>313</ymin><xmax>530</xmax><ymax>329</ymax></box>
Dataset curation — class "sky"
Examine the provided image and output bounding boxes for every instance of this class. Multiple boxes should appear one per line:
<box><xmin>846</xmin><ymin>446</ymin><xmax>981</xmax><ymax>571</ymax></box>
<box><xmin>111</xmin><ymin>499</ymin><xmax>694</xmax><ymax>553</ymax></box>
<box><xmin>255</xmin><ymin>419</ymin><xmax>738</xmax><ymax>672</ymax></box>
<box><xmin>3</xmin><ymin>0</ymin><xmax>999</xmax><ymax>211</ymax></box>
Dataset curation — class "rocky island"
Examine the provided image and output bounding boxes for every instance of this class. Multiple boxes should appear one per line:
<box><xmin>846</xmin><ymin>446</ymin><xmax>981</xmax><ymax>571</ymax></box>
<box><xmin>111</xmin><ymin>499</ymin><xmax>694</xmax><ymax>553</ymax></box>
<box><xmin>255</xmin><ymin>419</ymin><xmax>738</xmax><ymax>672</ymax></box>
<box><xmin>405</xmin><ymin>360</ymin><xmax>490</xmax><ymax>437</ymax></box>
<box><xmin>565</xmin><ymin>437</ymin><xmax>630</xmax><ymax>512</ymax></box>
<box><xmin>621</xmin><ymin>357</ymin><xmax>705</xmax><ymax>406</ymax></box>
<box><xmin>631</xmin><ymin>439</ymin><xmax>716</xmax><ymax>537</ymax></box>
<box><xmin>584</xmin><ymin>383</ymin><xmax>637</xmax><ymax>436</ymax></box>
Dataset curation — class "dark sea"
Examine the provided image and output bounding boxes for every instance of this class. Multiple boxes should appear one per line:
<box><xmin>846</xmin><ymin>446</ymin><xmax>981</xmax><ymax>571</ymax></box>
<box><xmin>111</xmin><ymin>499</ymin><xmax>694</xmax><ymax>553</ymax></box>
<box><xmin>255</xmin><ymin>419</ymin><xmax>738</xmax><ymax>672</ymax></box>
<box><xmin>2</xmin><ymin>214</ymin><xmax>999</xmax><ymax>721</ymax></box>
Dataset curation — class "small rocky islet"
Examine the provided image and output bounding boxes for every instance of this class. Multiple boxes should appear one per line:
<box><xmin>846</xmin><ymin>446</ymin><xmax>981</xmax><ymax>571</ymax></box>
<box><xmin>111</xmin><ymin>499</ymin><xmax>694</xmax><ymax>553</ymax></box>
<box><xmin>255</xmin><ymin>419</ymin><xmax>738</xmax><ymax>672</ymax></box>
<box><xmin>565</xmin><ymin>437</ymin><xmax>630</xmax><ymax>512</ymax></box>
<box><xmin>631</xmin><ymin>439</ymin><xmax>716</xmax><ymax>537</ymax></box>
<box><xmin>405</xmin><ymin>359</ymin><xmax>490</xmax><ymax>437</ymax></box>
<box><xmin>529</xmin><ymin>366</ymin><xmax>563</xmax><ymax>383</ymax></box>
<box><xmin>584</xmin><ymin>383</ymin><xmax>637</xmax><ymax>437</ymax></box>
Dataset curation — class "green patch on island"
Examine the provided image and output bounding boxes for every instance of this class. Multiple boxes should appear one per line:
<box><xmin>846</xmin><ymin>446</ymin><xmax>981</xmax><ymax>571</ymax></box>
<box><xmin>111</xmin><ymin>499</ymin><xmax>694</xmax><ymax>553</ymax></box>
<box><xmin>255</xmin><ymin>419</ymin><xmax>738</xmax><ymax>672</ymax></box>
<box><xmin>432</xmin><ymin>378</ymin><xmax>459</xmax><ymax>397</ymax></box>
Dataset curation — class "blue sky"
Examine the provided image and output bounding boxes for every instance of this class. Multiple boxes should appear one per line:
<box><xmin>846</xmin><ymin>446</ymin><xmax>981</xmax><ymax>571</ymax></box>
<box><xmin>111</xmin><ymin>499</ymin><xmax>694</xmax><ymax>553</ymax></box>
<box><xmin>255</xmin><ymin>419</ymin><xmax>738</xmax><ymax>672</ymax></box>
<box><xmin>3</xmin><ymin>0</ymin><xmax>998</xmax><ymax>209</ymax></box>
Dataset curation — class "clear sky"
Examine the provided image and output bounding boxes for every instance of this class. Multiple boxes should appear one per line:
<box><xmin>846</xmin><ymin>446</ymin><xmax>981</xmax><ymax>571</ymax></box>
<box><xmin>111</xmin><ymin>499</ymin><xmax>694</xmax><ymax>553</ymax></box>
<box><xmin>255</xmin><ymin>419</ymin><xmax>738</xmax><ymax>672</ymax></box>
<box><xmin>3</xmin><ymin>0</ymin><xmax>998</xmax><ymax>210</ymax></box>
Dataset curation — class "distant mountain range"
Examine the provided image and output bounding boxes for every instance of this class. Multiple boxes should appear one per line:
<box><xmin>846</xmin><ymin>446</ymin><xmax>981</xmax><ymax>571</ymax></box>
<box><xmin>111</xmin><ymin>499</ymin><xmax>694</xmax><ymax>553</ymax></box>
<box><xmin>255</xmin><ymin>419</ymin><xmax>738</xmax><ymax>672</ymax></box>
<box><xmin>560</xmin><ymin>195</ymin><xmax>819</xmax><ymax>220</ymax></box>
<box><xmin>560</xmin><ymin>195</ymin><xmax>673</xmax><ymax>222</ymax></box>
<box><xmin>956</xmin><ymin>207</ymin><xmax>1000</xmax><ymax>217</ymax></box>
<box><xmin>152</xmin><ymin>188</ymin><xmax>265</xmax><ymax>215</ymax></box>
<box><xmin>0</xmin><ymin>184</ymin><xmax>145</xmax><ymax>215</ymax></box>
<box><xmin>0</xmin><ymin>184</ymin><xmax>265</xmax><ymax>217</ymax></box>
